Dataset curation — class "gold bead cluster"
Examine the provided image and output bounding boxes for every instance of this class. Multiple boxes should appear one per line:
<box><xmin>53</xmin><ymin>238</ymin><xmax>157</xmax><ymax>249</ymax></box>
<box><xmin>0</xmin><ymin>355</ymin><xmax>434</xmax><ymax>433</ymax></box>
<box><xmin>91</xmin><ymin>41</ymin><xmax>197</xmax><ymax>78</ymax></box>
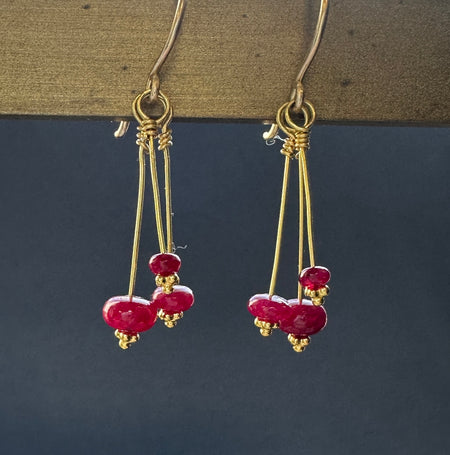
<box><xmin>158</xmin><ymin>309</ymin><xmax>183</xmax><ymax>328</ymax></box>
<box><xmin>155</xmin><ymin>273</ymin><xmax>180</xmax><ymax>294</ymax></box>
<box><xmin>115</xmin><ymin>329</ymin><xmax>140</xmax><ymax>350</ymax></box>
<box><xmin>287</xmin><ymin>334</ymin><xmax>310</xmax><ymax>352</ymax></box>
<box><xmin>303</xmin><ymin>285</ymin><xmax>330</xmax><ymax>306</ymax></box>
<box><xmin>254</xmin><ymin>318</ymin><xmax>279</xmax><ymax>337</ymax></box>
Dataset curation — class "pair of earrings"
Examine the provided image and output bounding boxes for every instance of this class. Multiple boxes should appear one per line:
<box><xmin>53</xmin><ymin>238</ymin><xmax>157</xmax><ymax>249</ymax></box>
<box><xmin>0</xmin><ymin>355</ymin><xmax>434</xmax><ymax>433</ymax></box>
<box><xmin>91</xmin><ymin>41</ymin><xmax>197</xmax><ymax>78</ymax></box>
<box><xmin>102</xmin><ymin>0</ymin><xmax>332</xmax><ymax>353</ymax></box>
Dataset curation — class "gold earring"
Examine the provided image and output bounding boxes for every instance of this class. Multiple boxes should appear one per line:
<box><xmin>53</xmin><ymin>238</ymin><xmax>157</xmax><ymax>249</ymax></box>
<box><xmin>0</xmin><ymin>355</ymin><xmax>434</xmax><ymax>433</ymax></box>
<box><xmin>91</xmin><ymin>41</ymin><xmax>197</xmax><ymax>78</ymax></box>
<box><xmin>248</xmin><ymin>0</ymin><xmax>331</xmax><ymax>353</ymax></box>
<box><xmin>102</xmin><ymin>0</ymin><xmax>194</xmax><ymax>350</ymax></box>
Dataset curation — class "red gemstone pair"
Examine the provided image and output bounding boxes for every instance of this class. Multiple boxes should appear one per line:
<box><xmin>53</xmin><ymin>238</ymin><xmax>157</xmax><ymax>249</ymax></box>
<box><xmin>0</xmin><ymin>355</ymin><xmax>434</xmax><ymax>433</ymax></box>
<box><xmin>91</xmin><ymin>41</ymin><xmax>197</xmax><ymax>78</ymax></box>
<box><xmin>103</xmin><ymin>253</ymin><xmax>194</xmax><ymax>347</ymax></box>
<box><xmin>247</xmin><ymin>266</ymin><xmax>330</xmax><ymax>352</ymax></box>
<box><xmin>248</xmin><ymin>294</ymin><xmax>327</xmax><ymax>335</ymax></box>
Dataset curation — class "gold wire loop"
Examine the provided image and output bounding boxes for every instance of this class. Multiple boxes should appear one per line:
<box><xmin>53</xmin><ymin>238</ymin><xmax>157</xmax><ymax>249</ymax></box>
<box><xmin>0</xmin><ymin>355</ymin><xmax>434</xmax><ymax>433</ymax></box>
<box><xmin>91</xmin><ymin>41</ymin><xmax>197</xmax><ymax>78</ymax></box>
<box><xmin>263</xmin><ymin>99</ymin><xmax>313</xmax><ymax>142</ymax></box>
<box><xmin>285</xmin><ymin>100</ymin><xmax>316</xmax><ymax>131</ymax></box>
<box><xmin>276</xmin><ymin>100</ymin><xmax>314</xmax><ymax>138</ymax></box>
<box><xmin>132</xmin><ymin>89</ymin><xmax>172</xmax><ymax>127</ymax></box>
<box><xmin>133</xmin><ymin>90</ymin><xmax>172</xmax><ymax>151</ymax></box>
<box><xmin>114</xmin><ymin>0</ymin><xmax>186</xmax><ymax>138</ymax></box>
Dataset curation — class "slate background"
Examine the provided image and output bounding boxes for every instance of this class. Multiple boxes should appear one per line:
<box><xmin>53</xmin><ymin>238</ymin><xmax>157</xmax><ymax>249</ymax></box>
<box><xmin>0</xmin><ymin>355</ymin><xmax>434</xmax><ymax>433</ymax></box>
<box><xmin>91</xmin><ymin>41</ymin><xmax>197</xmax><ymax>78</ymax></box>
<box><xmin>0</xmin><ymin>120</ymin><xmax>448</xmax><ymax>454</ymax></box>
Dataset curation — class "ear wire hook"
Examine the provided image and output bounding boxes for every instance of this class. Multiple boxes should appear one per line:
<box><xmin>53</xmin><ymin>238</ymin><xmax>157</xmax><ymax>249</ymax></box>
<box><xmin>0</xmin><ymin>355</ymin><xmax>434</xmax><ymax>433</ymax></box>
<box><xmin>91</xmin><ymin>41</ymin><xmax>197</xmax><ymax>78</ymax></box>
<box><xmin>291</xmin><ymin>0</ymin><xmax>329</xmax><ymax>112</ymax></box>
<box><xmin>264</xmin><ymin>0</ymin><xmax>329</xmax><ymax>140</ymax></box>
<box><xmin>114</xmin><ymin>0</ymin><xmax>187</xmax><ymax>138</ymax></box>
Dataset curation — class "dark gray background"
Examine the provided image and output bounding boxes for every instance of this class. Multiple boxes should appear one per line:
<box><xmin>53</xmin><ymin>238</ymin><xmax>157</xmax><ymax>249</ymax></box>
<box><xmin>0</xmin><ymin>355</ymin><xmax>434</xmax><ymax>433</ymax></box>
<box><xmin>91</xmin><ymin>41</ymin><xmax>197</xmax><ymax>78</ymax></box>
<box><xmin>0</xmin><ymin>120</ymin><xmax>448</xmax><ymax>454</ymax></box>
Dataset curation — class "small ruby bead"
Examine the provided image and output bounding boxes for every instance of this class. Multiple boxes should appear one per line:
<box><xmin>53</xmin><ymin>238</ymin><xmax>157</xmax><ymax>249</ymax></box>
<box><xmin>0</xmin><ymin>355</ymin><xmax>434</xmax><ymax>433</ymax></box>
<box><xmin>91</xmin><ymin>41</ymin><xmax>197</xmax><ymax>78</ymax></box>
<box><xmin>279</xmin><ymin>299</ymin><xmax>327</xmax><ymax>337</ymax></box>
<box><xmin>102</xmin><ymin>296</ymin><xmax>158</xmax><ymax>335</ymax></box>
<box><xmin>247</xmin><ymin>294</ymin><xmax>290</xmax><ymax>323</ymax></box>
<box><xmin>152</xmin><ymin>285</ymin><xmax>194</xmax><ymax>314</ymax></box>
<box><xmin>299</xmin><ymin>266</ymin><xmax>331</xmax><ymax>290</ymax></box>
<box><xmin>149</xmin><ymin>253</ymin><xmax>181</xmax><ymax>277</ymax></box>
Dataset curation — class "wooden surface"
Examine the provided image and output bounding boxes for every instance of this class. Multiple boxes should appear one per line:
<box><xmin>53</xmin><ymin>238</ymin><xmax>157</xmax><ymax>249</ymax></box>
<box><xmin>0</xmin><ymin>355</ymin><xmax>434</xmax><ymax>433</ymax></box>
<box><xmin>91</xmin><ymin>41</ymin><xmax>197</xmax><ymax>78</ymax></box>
<box><xmin>0</xmin><ymin>0</ymin><xmax>449</xmax><ymax>124</ymax></box>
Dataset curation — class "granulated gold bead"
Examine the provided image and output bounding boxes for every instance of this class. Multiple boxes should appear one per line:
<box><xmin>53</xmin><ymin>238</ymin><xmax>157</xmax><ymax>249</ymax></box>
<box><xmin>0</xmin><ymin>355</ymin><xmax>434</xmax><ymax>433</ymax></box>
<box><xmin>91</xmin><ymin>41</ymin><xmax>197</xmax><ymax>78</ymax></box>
<box><xmin>155</xmin><ymin>273</ymin><xmax>180</xmax><ymax>294</ymax></box>
<box><xmin>158</xmin><ymin>309</ymin><xmax>183</xmax><ymax>328</ymax></box>
<box><xmin>287</xmin><ymin>334</ymin><xmax>310</xmax><ymax>352</ymax></box>
<box><xmin>318</xmin><ymin>285</ymin><xmax>330</xmax><ymax>297</ymax></box>
<box><xmin>254</xmin><ymin>317</ymin><xmax>279</xmax><ymax>337</ymax></box>
<box><xmin>114</xmin><ymin>329</ymin><xmax>140</xmax><ymax>350</ymax></box>
<box><xmin>303</xmin><ymin>285</ymin><xmax>329</xmax><ymax>306</ymax></box>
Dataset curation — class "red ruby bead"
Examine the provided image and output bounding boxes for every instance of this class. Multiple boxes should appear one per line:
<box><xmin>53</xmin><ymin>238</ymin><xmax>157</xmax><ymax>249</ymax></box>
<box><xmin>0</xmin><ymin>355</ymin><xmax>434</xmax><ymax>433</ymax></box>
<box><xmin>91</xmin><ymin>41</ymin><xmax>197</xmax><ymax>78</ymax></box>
<box><xmin>247</xmin><ymin>294</ymin><xmax>290</xmax><ymax>323</ymax></box>
<box><xmin>102</xmin><ymin>295</ymin><xmax>158</xmax><ymax>335</ymax></box>
<box><xmin>152</xmin><ymin>285</ymin><xmax>194</xmax><ymax>314</ymax></box>
<box><xmin>149</xmin><ymin>253</ymin><xmax>181</xmax><ymax>276</ymax></box>
<box><xmin>279</xmin><ymin>299</ymin><xmax>327</xmax><ymax>337</ymax></box>
<box><xmin>299</xmin><ymin>266</ymin><xmax>331</xmax><ymax>290</ymax></box>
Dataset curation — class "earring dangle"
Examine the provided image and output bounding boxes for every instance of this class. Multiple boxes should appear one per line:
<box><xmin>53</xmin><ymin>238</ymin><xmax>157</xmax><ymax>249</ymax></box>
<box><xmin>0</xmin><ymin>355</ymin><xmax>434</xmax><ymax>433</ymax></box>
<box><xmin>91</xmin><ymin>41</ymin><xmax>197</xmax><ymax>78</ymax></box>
<box><xmin>248</xmin><ymin>0</ymin><xmax>331</xmax><ymax>353</ymax></box>
<box><xmin>102</xmin><ymin>0</ymin><xmax>194</xmax><ymax>350</ymax></box>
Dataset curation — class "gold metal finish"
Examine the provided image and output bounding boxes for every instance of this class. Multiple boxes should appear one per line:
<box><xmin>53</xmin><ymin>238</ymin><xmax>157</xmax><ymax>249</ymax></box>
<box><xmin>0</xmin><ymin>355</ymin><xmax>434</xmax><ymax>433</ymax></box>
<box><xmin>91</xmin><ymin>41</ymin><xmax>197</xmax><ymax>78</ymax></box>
<box><xmin>108</xmin><ymin>1</ymin><xmax>185</xmax><ymax>349</ymax></box>
<box><xmin>155</xmin><ymin>273</ymin><xmax>180</xmax><ymax>294</ymax></box>
<box><xmin>114</xmin><ymin>0</ymin><xmax>187</xmax><ymax>138</ymax></box>
<box><xmin>268</xmin><ymin>101</ymin><xmax>317</xmax><ymax>298</ymax></box>
<box><xmin>292</xmin><ymin>0</ymin><xmax>330</xmax><ymax>111</ymax></box>
<box><xmin>115</xmin><ymin>330</ymin><xmax>140</xmax><ymax>350</ymax></box>
<box><xmin>298</xmin><ymin>150</ymin><xmax>304</xmax><ymax>302</ymax></box>
<box><xmin>158</xmin><ymin>309</ymin><xmax>183</xmax><ymax>328</ymax></box>
<box><xmin>131</xmin><ymin>89</ymin><xmax>175</xmax><ymax>255</ymax></box>
<box><xmin>148</xmin><ymin>134</ymin><xmax>167</xmax><ymax>253</ymax></box>
<box><xmin>304</xmin><ymin>285</ymin><xmax>329</xmax><ymax>306</ymax></box>
<box><xmin>159</xmin><ymin>128</ymin><xmax>174</xmax><ymax>252</ymax></box>
<box><xmin>268</xmin><ymin>155</ymin><xmax>291</xmax><ymax>297</ymax></box>
<box><xmin>145</xmin><ymin>0</ymin><xmax>187</xmax><ymax>93</ymax></box>
<box><xmin>127</xmin><ymin>144</ymin><xmax>146</xmax><ymax>297</ymax></box>
<box><xmin>287</xmin><ymin>334</ymin><xmax>310</xmax><ymax>353</ymax></box>
<box><xmin>126</xmin><ymin>90</ymin><xmax>174</xmax><ymax>297</ymax></box>
<box><xmin>254</xmin><ymin>317</ymin><xmax>279</xmax><ymax>337</ymax></box>
<box><xmin>299</xmin><ymin>149</ymin><xmax>315</xmax><ymax>267</ymax></box>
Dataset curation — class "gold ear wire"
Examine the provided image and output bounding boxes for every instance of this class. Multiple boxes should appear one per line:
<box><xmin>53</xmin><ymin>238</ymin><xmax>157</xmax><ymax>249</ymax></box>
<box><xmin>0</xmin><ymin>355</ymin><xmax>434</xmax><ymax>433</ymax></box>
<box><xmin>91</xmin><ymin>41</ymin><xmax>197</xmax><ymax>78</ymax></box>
<box><xmin>114</xmin><ymin>0</ymin><xmax>187</xmax><ymax>139</ymax></box>
<box><xmin>263</xmin><ymin>0</ymin><xmax>329</xmax><ymax>141</ymax></box>
<box><xmin>291</xmin><ymin>0</ymin><xmax>329</xmax><ymax>112</ymax></box>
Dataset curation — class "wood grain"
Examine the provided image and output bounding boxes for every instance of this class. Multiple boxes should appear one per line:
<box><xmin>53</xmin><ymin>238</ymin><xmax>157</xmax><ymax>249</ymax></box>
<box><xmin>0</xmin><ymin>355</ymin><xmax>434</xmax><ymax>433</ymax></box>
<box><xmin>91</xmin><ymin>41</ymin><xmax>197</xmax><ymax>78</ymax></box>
<box><xmin>0</xmin><ymin>0</ymin><xmax>448</xmax><ymax>124</ymax></box>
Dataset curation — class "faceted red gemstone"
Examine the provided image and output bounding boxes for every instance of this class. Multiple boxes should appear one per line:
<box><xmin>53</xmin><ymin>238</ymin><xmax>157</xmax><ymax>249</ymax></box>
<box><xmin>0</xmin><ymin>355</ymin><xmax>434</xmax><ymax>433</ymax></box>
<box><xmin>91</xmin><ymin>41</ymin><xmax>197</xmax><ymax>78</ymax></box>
<box><xmin>152</xmin><ymin>285</ymin><xmax>194</xmax><ymax>314</ymax></box>
<box><xmin>247</xmin><ymin>294</ymin><xmax>290</xmax><ymax>323</ymax></box>
<box><xmin>149</xmin><ymin>253</ymin><xmax>181</xmax><ymax>276</ymax></box>
<box><xmin>279</xmin><ymin>299</ymin><xmax>327</xmax><ymax>337</ymax></box>
<box><xmin>299</xmin><ymin>266</ymin><xmax>331</xmax><ymax>290</ymax></box>
<box><xmin>102</xmin><ymin>295</ymin><xmax>158</xmax><ymax>334</ymax></box>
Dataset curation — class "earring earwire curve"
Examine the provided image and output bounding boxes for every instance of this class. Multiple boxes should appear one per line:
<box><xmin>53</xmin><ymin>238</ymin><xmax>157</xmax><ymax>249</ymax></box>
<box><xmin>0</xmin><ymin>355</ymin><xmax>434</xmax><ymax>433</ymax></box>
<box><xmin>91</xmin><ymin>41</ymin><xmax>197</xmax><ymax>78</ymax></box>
<box><xmin>264</xmin><ymin>0</ymin><xmax>329</xmax><ymax>143</ymax></box>
<box><xmin>114</xmin><ymin>0</ymin><xmax>187</xmax><ymax>138</ymax></box>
